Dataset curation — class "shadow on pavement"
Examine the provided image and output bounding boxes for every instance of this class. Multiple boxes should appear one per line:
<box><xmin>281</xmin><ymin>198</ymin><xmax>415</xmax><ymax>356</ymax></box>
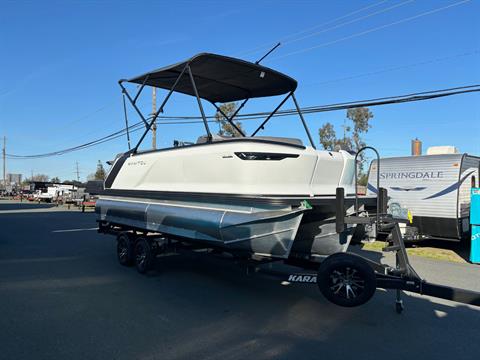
<box><xmin>116</xmin><ymin>250</ymin><xmax>480</xmax><ymax>360</ymax></box>
<box><xmin>0</xmin><ymin>202</ymin><xmax>56</xmax><ymax>211</ymax></box>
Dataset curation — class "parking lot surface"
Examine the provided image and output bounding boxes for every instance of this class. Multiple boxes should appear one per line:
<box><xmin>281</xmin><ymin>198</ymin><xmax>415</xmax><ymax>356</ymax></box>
<box><xmin>1</xmin><ymin>201</ymin><xmax>479</xmax><ymax>360</ymax></box>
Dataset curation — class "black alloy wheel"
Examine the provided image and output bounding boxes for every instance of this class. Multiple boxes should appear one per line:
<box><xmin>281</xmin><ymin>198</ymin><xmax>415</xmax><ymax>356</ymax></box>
<box><xmin>317</xmin><ymin>252</ymin><xmax>377</xmax><ymax>307</ymax></box>
<box><xmin>117</xmin><ymin>233</ymin><xmax>134</xmax><ymax>266</ymax></box>
<box><xmin>134</xmin><ymin>238</ymin><xmax>152</xmax><ymax>274</ymax></box>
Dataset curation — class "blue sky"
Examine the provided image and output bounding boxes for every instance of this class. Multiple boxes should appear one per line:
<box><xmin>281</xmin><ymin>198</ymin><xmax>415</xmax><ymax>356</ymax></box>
<box><xmin>1</xmin><ymin>0</ymin><xmax>479</xmax><ymax>181</ymax></box>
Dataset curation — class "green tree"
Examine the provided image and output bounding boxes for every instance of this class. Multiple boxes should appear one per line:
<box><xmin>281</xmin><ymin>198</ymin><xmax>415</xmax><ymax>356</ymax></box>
<box><xmin>318</xmin><ymin>107</ymin><xmax>373</xmax><ymax>173</ymax></box>
<box><xmin>215</xmin><ymin>102</ymin><xmax>244</xmax><ymax>137</ymax></box>
<box><xmin>94</xmin><ymin>160</ymin><xmax>106</xmax><ymax>180</ymax></box>
<box><xmin>51</xmin><ymin>176</ymin><xmax>61</xmax><ymax>183</ymax></box>
<box><xmin>318</xmin><ymin>122</ymin><xmax>336</xmax><ymax>150</ymax></box>
<box><xmin>347</xmin><ymin>107</ymin><xmax>372</xmax><ymax>155</ymax></box>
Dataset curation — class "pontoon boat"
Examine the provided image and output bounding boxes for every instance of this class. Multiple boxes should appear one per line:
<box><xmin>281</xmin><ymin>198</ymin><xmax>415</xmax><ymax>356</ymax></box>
<box><xmin>97</xmin><ymin>53</ymin><xmax>368</xmax><ymax>261</ymax></box>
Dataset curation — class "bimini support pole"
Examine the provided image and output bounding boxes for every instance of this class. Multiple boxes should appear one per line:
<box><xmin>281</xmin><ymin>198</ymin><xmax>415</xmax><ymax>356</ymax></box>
<box><xmin>251</xmin><ymin>92</ymin><xmax>292</xmax><ymax>137</ymax></box>
<box><xmin>133</xmin><ymin>74</ymin><xmax>150</xmax><ymax>104</ymax></box>
<box><xmin>122</xmin><ymin>93</ymin><xmax>131</xmax><ymax>150</ymax></box>
<box><xmin>291</xmin><ymin>93</ymin><xmax>316</xmax><ymax>149</ymax></box>
<box><xmin>118</xmin><ymin>80</ymin><xmax>149</xmax><ymax>127</ymax></box>
<box><xmin>228</xmin><ymin>98</ymin><xmax>249</xmax><ymax>121</ymax></box>
<box><xmin>132</xmin><ymin>65</ymin><xmax>189</xmax><ymax>153</ymax></box>
<box><xmin>187</xmin><ymin>65</ymin><xmax>212</xmax><ymax>140</ymax></box>
<box><xmin>211</xmin><ymin>102</ymin><xmax>246</xmax><ymax>137</ymax></box>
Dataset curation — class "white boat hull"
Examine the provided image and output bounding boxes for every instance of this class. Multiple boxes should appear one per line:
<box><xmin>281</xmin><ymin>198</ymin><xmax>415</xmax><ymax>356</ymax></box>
<box><xmin>106</xmin><ymin>139</ymin><xmax>356</xmax><ymax>196</ymax></box>
<box><xmin>97</xmin><ymin>138</ymin><xmax>359</xmax><ymax>259</ymax></box>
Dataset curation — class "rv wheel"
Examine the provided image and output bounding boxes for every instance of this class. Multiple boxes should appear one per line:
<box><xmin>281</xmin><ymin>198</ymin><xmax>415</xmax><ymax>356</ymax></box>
<box><xmin>134</xmin><ymin>238</ymin><xmax>153</xmax><ymax>274</ymax></box>
<box><xmin>317</xmin><ymin>253</ymin><xmax>376</xmax><ymax>307</ymax></box>
<box><xmin>117</xmin><ymin>233</ymin><xmax>134</xmax><ymax>266</ymax></box>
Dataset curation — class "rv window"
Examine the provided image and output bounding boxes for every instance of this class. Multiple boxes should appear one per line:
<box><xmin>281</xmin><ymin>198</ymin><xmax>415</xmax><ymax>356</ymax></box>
<box><xmin>472</xmin><ymin>176</ymin><xmax>476</xmax><ymax>188</ymax></box>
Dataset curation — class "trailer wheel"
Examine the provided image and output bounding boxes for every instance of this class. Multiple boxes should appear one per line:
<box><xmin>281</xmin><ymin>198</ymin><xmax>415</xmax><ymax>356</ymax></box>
<box><xmin>117</xmin><ymin>233</ymin><xmax>134</xmax><ymax>266</ymax></box>
<box><xmin>134</xmin><ymin>238</ymin><xmax>153</xmax><ymax>274</ymax></box>
<box><xmin>317</xmin><ymin>253</ymin><xmax>376</xmax><ymax>307</ymax></box>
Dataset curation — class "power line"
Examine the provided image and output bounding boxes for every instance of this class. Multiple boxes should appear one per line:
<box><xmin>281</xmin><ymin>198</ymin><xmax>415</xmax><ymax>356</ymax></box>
<box><xmin>149</xmin><ymin>84</ymin><xmax>480</xmax><ymax>121</ymax></box>
<box><xmin>304</xmin><ymin>49</ymin><xmax>480</xmax><ymax>86</ymax></box>
<box><xmin>236</xmin><ymin>0</ymin><xmax>389</xmax><ymax>57</ymax></box>
<box><xmin>6</xmin><ymin>84</ymin><xmax>480</xmax><ymax>159</ymax></box>
<box><xmin>281</xmin><ymin>0</ymin><xmax>414</xmax><ymax>46</ymax></box>
<box><xmin>270</xmin><ymin>0</ymin><xmax>472</xmax><ymax>61</ymax></box>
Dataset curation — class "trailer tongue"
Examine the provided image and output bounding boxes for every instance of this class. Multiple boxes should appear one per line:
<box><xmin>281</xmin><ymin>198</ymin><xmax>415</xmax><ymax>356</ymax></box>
<box><xmin>260</xmin><ymin>186</ymin><xmax>480</xmax><ymax>313</ymax></box>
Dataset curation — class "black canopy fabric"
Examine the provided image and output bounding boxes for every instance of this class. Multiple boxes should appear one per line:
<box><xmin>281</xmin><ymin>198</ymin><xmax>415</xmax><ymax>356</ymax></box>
<box><xmin>126</xmin><ymin>53</ymin><xmax>297</xmax><ymax>103</ymax></box>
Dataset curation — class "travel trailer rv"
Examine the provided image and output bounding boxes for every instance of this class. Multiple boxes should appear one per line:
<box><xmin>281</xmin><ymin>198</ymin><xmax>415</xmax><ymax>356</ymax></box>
<box><xmin>368</xmin><ymin>153</ymin><xmax>480</xmax><ymax>241</ymax></box>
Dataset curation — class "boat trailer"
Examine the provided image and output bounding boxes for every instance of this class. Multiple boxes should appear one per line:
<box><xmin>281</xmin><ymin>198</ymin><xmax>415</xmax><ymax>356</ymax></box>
<box><xmin>97</xmin><ymin>146</ymin><xmax>480</xmax><ymax>313</ymax></box>
<box><xmin>98</xmin><ymin>185</ymin><xmax>480</xmax><ymax>314</ymax></box>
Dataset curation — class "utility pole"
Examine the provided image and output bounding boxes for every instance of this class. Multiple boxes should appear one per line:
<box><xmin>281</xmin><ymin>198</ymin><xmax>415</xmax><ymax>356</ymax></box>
<box><xmin>75</xmin><ymin>162</ymin><xmax>80</xmax><ymax>182</ymax></box>
<box><xmin>152</xmin><ymin>87</ymin><xmax>157</xmax><ymax>150</ymax></box>
<box><xmin>341</xmin><ymin>119</ymin><xmax>348</xmax><ymax>146</ymax></box>
<box><xmin>2</xmin><ymin>136</ymin><xmax>6</xmax><ymax>190</ymax></box>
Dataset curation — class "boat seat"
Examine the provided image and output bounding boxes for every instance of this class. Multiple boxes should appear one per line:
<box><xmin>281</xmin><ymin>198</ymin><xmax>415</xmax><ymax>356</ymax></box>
<box><xmin>196</xmin><ymin>135</ymin><xmax>304</xmax><ymax>146</ymax></box>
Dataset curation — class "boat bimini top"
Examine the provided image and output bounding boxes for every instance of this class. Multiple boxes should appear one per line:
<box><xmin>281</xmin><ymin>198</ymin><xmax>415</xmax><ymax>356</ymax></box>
<box><xmin>119</xmin><ymin>53</ymin><xmax>316</xmax><ymax>152</ymax></box>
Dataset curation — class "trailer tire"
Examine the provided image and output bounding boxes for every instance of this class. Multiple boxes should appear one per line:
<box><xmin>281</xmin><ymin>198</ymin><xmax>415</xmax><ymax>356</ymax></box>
<box><xmin>117</xmin><ymin>233</ymin><xmax>134</xmax><ymax>267</ymax></box>
<box><xmin>317</xmin><ymin>252</ymin><xmax>376</xmax><ymax>307</ymax></box>
<box><xmin>134</xmin><ymin>238</ymin><xmax>153</xmax><ymax>274</ymax></box>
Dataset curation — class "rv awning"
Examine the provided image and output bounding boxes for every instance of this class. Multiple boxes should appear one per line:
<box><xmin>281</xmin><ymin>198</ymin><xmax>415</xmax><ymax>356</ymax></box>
<box><xmin>125</xmin><ymin>53</ymin><xmax>297</xmax><ymax>103</ymax></box>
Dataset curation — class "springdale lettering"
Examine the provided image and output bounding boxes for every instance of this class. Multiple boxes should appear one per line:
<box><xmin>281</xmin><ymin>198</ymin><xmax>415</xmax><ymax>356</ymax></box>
<box><xmin>380</xmin><ymin>171</ymin><xmax>444</xmax><ymax>180</ymax></box>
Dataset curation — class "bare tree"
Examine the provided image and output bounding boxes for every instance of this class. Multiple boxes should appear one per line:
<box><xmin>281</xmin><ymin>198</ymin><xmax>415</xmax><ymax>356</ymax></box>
<box><xmin>30</xmin><ymin>174</ymin><xmax>49</xmax><ymax>182</ymax></box>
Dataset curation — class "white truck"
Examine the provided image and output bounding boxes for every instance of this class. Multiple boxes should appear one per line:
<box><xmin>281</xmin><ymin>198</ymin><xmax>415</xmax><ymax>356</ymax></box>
<box><xmin>38</xmin><ymin>184</ymin><xmax>76</xmax><ymax>203</ymax></box>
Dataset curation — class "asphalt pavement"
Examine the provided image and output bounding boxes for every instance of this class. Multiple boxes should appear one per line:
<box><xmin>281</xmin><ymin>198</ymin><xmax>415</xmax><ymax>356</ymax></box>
<box><xmin>1</xmin><ymin>200</ymin><xmax>479</xmax><ymax>360</ymax></box>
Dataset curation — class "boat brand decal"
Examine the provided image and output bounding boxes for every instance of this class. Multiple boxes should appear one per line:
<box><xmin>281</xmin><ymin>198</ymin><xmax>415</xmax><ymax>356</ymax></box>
<box><xmin>288</xmin><ymin>274</ymin><xmax>317</xmax><ymax>283</ymax></box>
<box><xmin>127</xmin><ymin>160</ymin><xmax>147</xmax><ymax>166</ymax></box>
